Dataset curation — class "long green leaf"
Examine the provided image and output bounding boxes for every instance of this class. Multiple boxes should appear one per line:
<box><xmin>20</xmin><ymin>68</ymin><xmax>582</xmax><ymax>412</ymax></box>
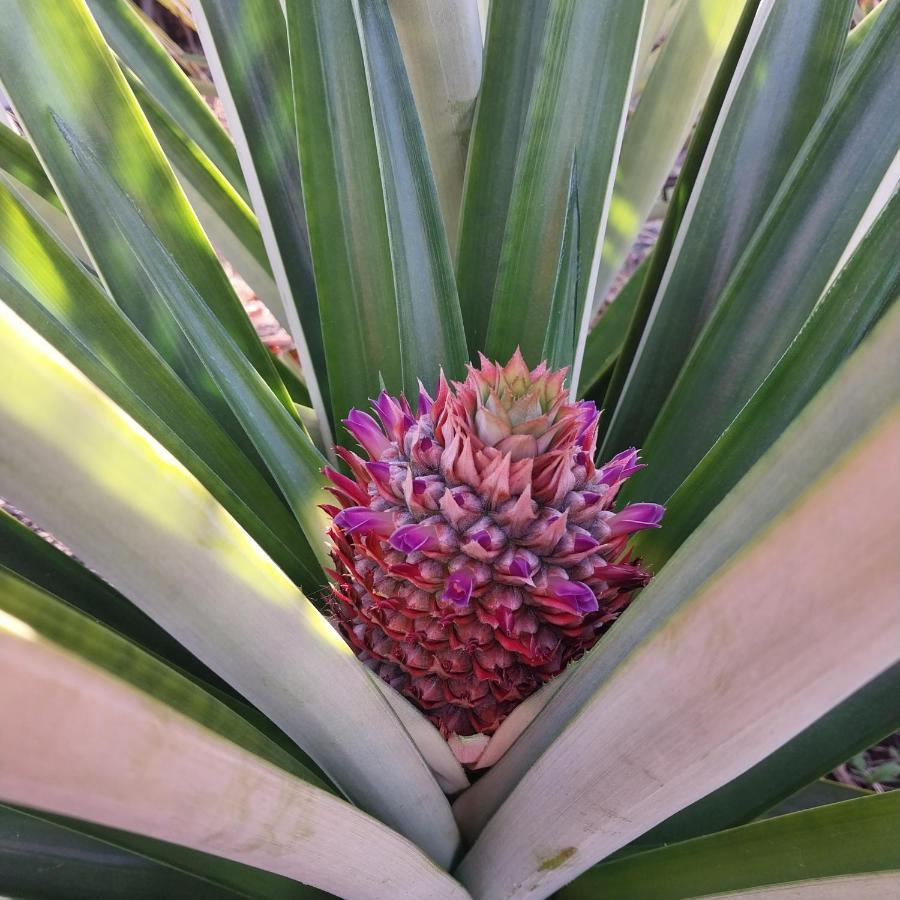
<box><xmin>590</xmin><ymin>0</ymin><xmax>745</xmax><ymax>310</ymax></box>
<box><xmin>758</xmin><ymin>780</ymin><xmax>871</xmax><ymax>819</ymax></box>
<box><xmin>637</xmin><ymin>187</ymin><xmax>899</xmax><ymax>568</ymax></box>
<box><xmin>0</xmin><ymin>0</ymin><xmax>293</xmax><ymax>461</ymax></box>
<box><xmin>84</xmin><ymin>0</ymin><xmax>247</xmax><ymax>199</ymax></box>
<box><xmin>601</xmin><ymin>0</ymin><xmax>854</xmax><ymax>459</ymax></box>
<box><xmin>453</xmin><ymin>298</ymin><xmax>900</xmax><ymax>852</ymax></box>
<box><xmin>632</xmin><ymin>0</ymin><xmax>684</xmax><ymax>93</ymax></box>
<box><xmin>0</xmin><ymin>302</ymin><xmax>460</xmax><ymax>865</ymax></box>
<box><xmin>455</xmin><ymin>0</ymin><xmax>551</xmax><ymax>354</ymax></box>
<box><xmin>0</xmin><ymin>122</ymin><xmax>59</xmax><ymax>207</ymax></box>
<box><xmin>579</xmin><ymin>256</ymin><xmax>649</xmax><ymax>399</ymax></box>
<box><xmin>622</xmin><ymin>661</ymin><xmax>900</xmax><ymax>852</ymax></box>
<box><xmin>485</xmin><ymin>0</ymin><xmax>644</xmax><ymax>373</ymax></box>
<box><xmin>629</xmin><ymin>0</ymin><xmax>899</xmax><ymax>501</ymax></box>
<box><xmin>558</xmin><ymin>793</ymin><xmax>900</xmax><ymax>899</ymax></box>
<box><xmin>287</xmin><ymin>0</ymin><xmax>403</xmax><ymax>419</ymax></box>
<box><xmin>0</xmin><ymin>571</ymin><xmax>465</xmax><ymax>898</ymax></box>
<box><xmin>0</xmin><ymin>803</ymin><xmax>250</xmax><ymax>900</ymax></box>
<box><xmin>353</xmin><ymin>0</ymin><xmax>469</xmax><ymax>397</ymax></box>
<box><xmin>838</xmin><ymin>0</ymin><xmax>885</xmax><ymax>77</ymax></box>
<box><xmin>455</xmin><ymin>309</ymin><xmax>900</xmax><ymax>899</ymax></box>
<box><xmin>0</xmin><ymin>128</ymin><xmax>88</xmax><ymax>262</ymax></box>
<box><xmin>55</xmin><ymin>117</ymin><xmax>333</xmax><ymax>574</ymax></box>
<box><xmin>541</xmin><ymin>159</ymin><xmax>579</xmax><ymax>371</ymax></box>
<box><xmin>127</xmin><ymin>76</ymin><xmax>288</xmax><ymax>333</ymax></box>
<box><xmin>192</xmin><ymin>0</ymin><xmax>332</xmax><ymax>445</ymax></box>
<box><xmin>599</xmin><ymin>0</ymin><xmax>761</xmax><ymax>421</ymax></box>
<box><xmin>389</xmin><ymin>0</ymin><xmax>483</xmax><ymax>259</ymax></box>
<box><xmin>0</xmin><ymin>177</ymin><xmax>322</xmax><ymax>590</ymax></box>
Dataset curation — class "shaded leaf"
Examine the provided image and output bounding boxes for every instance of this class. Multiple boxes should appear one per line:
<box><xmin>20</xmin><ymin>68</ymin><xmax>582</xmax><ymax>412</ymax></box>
<box><xmin>485</xmin><ymin>0</ymin><xmax>644</xmax><ymax>376</ymax></box>
<box><xmin>590</xmin><ymin>0</ymin><xmax>745</xmax><ymax>310</ymax></box>
<box><xmin>192</xmin><ymin>0</ymin><xmax>333</xmax><ymax>445</ymax></box>
<box><xmin>287</xmin><ymin>0</ymin><xmax>403</xmax><ymax>419</ymax></box>
<box><xmin>541</xmin><ymin>159</ymin><xmax>579</xmax><ymax>371</ymax></box>
<box><xmin>558</xmin><ymin>793</ymin><xmax>900</xmax><ymax>899</ymax></box>
<box><xmin>602</xmin><ymin>0</ymin><xmax>854</xmax><ymax>460</ymax></box>
<box><xmin>353</xmin><ymin>0</ymin><xmax>469</xmax><ymax>396</ymax></box>
<box><xmin>599</xmin><ymin>0</ymin><xmax>762</xmax><ymax>422</ymax></box>
<box><xmin>636</xmin><ymin>186</ymin><xmax>899</xmax><ymax>568</ymax></box>
<box><xmin>456</xmin><ymin>0</ymin><xmax>551</xmax><ymax>354</ymax></box>
<box><xmin>629</xmin><ymin>0</ymin><xmax>899</xmax><ymax>500</ymax></box>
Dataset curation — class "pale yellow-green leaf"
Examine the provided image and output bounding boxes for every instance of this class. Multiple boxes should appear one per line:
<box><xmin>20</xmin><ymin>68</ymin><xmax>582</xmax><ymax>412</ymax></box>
<box><xmin>0</xmin><ymin>607</ymin><xmax>468</xmax><ymax>899</ymax></box>
<box><xmin>0</xmin><ymin>301</ymin><xmax>460</xmax><ymax>866</ymax></box>
<box><xmin>389</xmin><ymin>0</ymin><xmax>483</xmax><ymax>257</ymax></box>
<box><xmin>591</xmin><ymin>0</ymin><xmax>745</xmax><ymax>310</ymax></box>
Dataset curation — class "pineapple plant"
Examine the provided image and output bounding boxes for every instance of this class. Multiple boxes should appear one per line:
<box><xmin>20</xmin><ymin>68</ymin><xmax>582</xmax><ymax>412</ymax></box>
<box><xmin>0</xmin><ymin>0</ymin><xmax>897</xmax><ymax>898</ymax></box>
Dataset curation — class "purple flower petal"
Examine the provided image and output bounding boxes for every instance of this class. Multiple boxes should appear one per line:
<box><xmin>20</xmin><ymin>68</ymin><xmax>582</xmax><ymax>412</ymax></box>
<box><xmin>607</xmin><ymin>502</ymin><xmax>664</xmax><ymax>537</ymax></box>
<box><xmin>372</xmin><ymin>391</ymin><xmax>410</xmax><ymax>442</ymax></box>
<box><xmin>417</xmin><ymin>383</ymin><xmax>434</xmax><ymax>416</ymax></box>
<box><xmin>596</xmin><ymin>448</ymin><xmax>645</xmax><ymax>486</ymax></box>
<box><xmin>365</xmin><ymin>460</ymin><xmax>391</xmax><ymax>482</ymax></box>
<box><xmin>508</xmin><ymin>556</ymin><xmax>532</xmax><ymax>579</ymax></box>
<box><xmin>343</xmin><ymin>409</ymin><xmax>391</xmax><ymax>459</ymax></box>
<box><xmin>468</xmin><ymin>529</ymin><xmax>493</xmax><ymax>550</ymax></box>
<box><xmin>573</xmin><ymin>533</ymin><xmax>600</xmax><ymax>554</ymax></box>
<box><xmin>333</xmin><ymin>506</ymin><xmax>395</xmax><ymax>537</ymax></box>
<box><xmin>575</xmin><ymin>401</ymin><xmax>600</xmax><ymax>440</ymax></box>
<box><xmin>389</xmin><ymin>523</ymin><xmax>439</xmax><ymax>554</ymax></box>
<box><xmin>546</xmin><ymin>576</ymin><xmax>598</xmax><ymax>614</ymax></box>
<box><xmin>442</xmin><ymin>569</ymin><xmax>475</xmax><ymax>607</ymax></box>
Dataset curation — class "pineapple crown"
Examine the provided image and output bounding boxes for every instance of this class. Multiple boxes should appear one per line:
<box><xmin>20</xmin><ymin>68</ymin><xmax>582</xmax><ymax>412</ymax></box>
<box><xmin>323</xmin><ymin>352</ymin><xmax>663</xmax><ymax>743</ymax></box>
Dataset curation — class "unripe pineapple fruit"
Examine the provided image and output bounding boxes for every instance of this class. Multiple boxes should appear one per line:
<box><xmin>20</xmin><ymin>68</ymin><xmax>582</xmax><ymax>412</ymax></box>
<box><xmin>324</xmin><ymin>351</ymin><xmax>663</xmax><ymax>745</ymax></box>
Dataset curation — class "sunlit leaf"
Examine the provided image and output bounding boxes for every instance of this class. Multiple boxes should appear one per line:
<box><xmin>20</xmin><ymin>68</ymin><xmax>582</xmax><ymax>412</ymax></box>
<box><xmin>0</xmin><ymin>178</ymin><xmax>322</xmax><ymax>589</ymax></box>
<box><xmin>389</xmin><ymin>0</ymin><xmax>482</xmax><ymax>258</ymax></box>
<box><xmin>0</xmin><ymin>571</ymin><xmax>465</xmax><ymax>898</ymax></box>
<box><xmin>0</xmin><ymin>0</ymin><xmax>293</xmax><ymax>465</ymax></box>
<box><xmin>0</xmin><ymin>302</ymin><xmax>461</xmax><ymax>865</ymax></box>
<box><xmin>85</xmin><ymin>0</ymin><xmax>247</xmax><ymax>199</ymax></box>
